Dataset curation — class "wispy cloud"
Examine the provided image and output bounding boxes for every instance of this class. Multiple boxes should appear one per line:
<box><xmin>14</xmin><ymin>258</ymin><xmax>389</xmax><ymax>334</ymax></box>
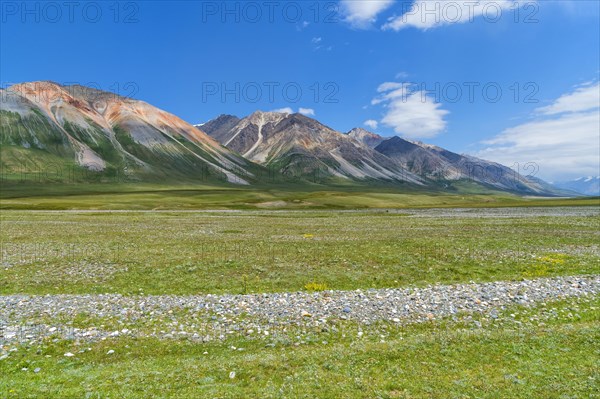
<box><xmin>364</xmin><ymin>119</ymin><xmax>379</xmax><ymax>129</ymax></box>
<box><xmin>270</xmin><ymin>107</ymin><xmax>316</xmax><ymax>116</ymax></box>
<box><xmin>340</xmin><ymin>0</ymin><xmax>395</xmax><ymax>29</ymax></box>
<box><xmin>271</xmin><ymin>107</ymin><xmax>294</xmax><ymax>114</ymax></box>
<box><xmin>311</xmin><ymin>36</ymin><xmax>332</xmax><ymax>51</ymax></box>
<box><xmin>371</xmin><ymin>81</ymin><xmax>449</xmax><ymax>139</ymax></box>
<box><xmin>475</xmin><ymin>82</ymin><xmax>600</xmax><ymax>180</ymax></box>
<box><xmin>383</xmin><ymin>0</ymin><xmax>527</xmax><ymax>31</ymax></box>
<box><xmin>395</xmin><ymin>71</ymin><xmax>410</xmax><ymax>79</ymax></box>
<box><xmin>535</xmin><ymin>82</ymin><xmax>600</xmax><ymax>115</ymax></box>
<box><xmin>299</xmin><ymin>107</ymin><xmax>315</xmax><ymax>116</ymax></box>
<box><xmin>296</xmin><ymin>21</ymin><xmax>310</xmax><ymax>31</ymax></box>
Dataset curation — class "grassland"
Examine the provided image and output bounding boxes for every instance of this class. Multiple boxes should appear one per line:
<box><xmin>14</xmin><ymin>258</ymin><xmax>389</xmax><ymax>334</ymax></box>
<box><xmin>1</xmin><ymin>205</ymin><xmax>598</xmax><ymax>398</ymax></box>
<box><xmin>1</xmin><ymin>296</ymin><xmax>598</xmax><ymax>398</ymax></box>
<box><xmin>1</xmin><ymin>180</ymin><xmax>598</xmax><ymax>210</ymax></box>
<box><xmin>1</xmin><ymin>208</ymin><xmax>598</xmax><ymax>295</ymax></box>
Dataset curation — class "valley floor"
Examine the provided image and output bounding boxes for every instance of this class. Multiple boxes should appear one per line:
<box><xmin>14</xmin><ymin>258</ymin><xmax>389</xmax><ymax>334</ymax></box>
<box><xmin>1</xmin><ymin>207</ymin><xmax>598</xmax><ymax>295</ymax></box>
<box><xmin>1</xmin><ymin>206</ymin><xmax>599</xmax><ymax>397</ymax></box>
<box><xmin>1</xmin><ymin>287</ymin><xmax>598</xmax><ymax>398</ymax></box>
<box><xmin>1</xmin><ymin>182</ymin><xmax>598</xmax><ymax>210</ymax></box>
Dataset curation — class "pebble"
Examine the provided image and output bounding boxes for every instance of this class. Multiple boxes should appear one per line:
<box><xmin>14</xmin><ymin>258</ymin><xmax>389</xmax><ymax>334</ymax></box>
<box><xmin>0</xmin><ymin>275</ymin><xmax>598</xmax><ymax>345</ymax></box>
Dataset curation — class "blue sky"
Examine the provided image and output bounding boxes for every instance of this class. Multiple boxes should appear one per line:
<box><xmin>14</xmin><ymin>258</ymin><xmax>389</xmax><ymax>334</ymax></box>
<box><xmin>1</xmin><ymin>0</ymin><xmax>599</xmax><ymax>180</ymax></box>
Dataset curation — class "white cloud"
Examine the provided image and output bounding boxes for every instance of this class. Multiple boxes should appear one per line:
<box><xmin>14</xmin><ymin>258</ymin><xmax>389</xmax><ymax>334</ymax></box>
<box><xmin>270</xmin><ymin>107</ymin><xmax>316</xmax><ymax>116</ymax></box>
<box><xmin>312</xmin><ymin>37</ymin><xmax>333</xmax><ymax>51</ymax></box>
<box><xmin>377</xmin><ymin>81</ymin><xmax>408</xmax><ymax>92</ymax></box>
<box><xmin>372</xmin><ymin>82</ymin><xmax>449</xmax><ymax>138</ymax></box>
<box><xmin>364</xmin><ymin>119</ymin><xmax>379</xmax><ymax>129</ymax></box>
<box><xmin>271</xmin><ymin>107</ymin><xmax>294</xmax><ymax>114</ymax></box>
<box><xmin>535</xmin><ymin>82</ymin><xmax>600</xmax><ymax>115</ymax></box>
<box><xmin>475</xmin><ymin>82</ymin><xmax>600</xmax><ymax>181</ymax></box>
<box><xmin>340</xmin><ymin>0</ymin><xmax>395</xmax><ymax>29</ymax></box>
<box><xmin>297</xmin><ymin>21</ymin><xmax>310</xmax><ymax>31</ymax></box>
<box><xmin>383</xmin><ymin>0</ymin><xmax>526</xmax><ymax>31</ymax></box>
<box><xmin>299</xmin><ymin>107</ymin><xmax>316</xmax><ymax>116</ymax></box>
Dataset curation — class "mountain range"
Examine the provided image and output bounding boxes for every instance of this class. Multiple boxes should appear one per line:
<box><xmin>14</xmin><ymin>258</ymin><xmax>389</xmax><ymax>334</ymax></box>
<box><xmin>553</xmin><ymin>176</ymin><xmax>600</xmax><ymax>196</ymax></box>
<box><xmin>0</xmin><ymin>81</ymin><xmax>574</xmax><ymax>196</ymax></box>
<box><xmin>200</xmin><ymin>113</ymin><xmax>561</xmax><ymax>195</ymax></box>
<box><xmin>0</xmin><ymin>81</ymin><xmax>258</xmax><ymax>185</ymax></box>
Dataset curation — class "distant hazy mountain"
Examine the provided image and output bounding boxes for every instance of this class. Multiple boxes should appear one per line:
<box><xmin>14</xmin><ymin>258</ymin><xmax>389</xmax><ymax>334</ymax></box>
<box><xmin>0</xmin><ymin>81</ymin><xmax>255</xmax><ymax>184</ymax></box>
<box><xmin>553</xmin><ymin>176</ymin><xmax>600</xmax><ymax>196</ymax></box>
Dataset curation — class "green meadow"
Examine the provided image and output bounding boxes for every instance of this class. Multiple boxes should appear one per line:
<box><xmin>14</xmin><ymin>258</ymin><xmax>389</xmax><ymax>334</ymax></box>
<box><xmin>1</xmin><ymin>184</ymin><xmax>598</xmax><ymax>398</ymax></box>
<box><xmin>1</xmin><ymin>207</ymin><xmax>598</xmax><ymax>295</ymax></box>
<box><xmin>2</xmin><ymin>297</ymin><xmax>598</xmax><ymax>398</ymax></box>
<box><xmin>0</xmin><ymin>180</ymin><xmax>598</xmax><ymax>210</ymax></box>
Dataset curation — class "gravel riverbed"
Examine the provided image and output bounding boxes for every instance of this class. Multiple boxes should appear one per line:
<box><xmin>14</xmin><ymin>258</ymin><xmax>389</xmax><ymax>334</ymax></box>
<box><xmin>1</xmin><ymin>275</ymin><xmax>598</xmax><ymax>346</ymax></box>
